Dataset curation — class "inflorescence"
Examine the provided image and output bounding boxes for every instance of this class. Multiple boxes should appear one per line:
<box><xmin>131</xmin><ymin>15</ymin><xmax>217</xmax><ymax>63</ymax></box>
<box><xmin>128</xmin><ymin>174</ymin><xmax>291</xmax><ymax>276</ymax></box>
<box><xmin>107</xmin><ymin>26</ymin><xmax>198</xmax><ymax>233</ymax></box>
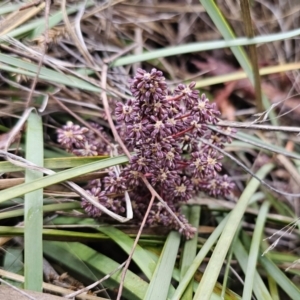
<box><xmin>57</xmin><ymin>68</ymin><xmax>235</xmax><ymax>238</ymax></box>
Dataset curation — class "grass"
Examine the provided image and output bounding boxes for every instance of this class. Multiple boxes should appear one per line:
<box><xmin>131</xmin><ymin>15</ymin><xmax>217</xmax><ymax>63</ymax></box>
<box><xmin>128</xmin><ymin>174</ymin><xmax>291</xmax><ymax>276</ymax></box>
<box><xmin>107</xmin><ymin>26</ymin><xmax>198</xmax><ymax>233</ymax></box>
<box><xmin>0</xmin><ymin>1</ymin><xmax>300</xmax><ymax>299</ymax></box>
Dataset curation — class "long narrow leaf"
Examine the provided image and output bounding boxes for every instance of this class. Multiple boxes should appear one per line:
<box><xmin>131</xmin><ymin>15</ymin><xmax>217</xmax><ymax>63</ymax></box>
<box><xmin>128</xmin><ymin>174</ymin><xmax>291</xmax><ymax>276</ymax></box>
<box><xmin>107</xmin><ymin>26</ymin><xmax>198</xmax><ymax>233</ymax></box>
<box><xmin>194</xmin><ymin>163</ymin><xmax>274</xmax><ymax>300</ymax></box>
<box><xmin>242</xmin><ymin>201</ymin><xmax>271</xmax><ymax>299</ymax></box>
<box><xmin>180</xmin><ymin>205</ymin><xmax>201</xmax><ymax>300</ymax></box>
<box><xmin>0</xmin><ymin>155</ymin><xmax>128</xmax><ymax>203</ymax></box>
<box><xmin>145</xmin><ymin>231</ymin><xmax>180</xmax><ymax>300</ymax></box>
<box><xmin>24</xmin><ymin>112</ymin><xmax>43</xmax><ymax>291</ymax></box>
<box><xmin>0</xmin><ymin>156</ymin><xmax>108</xmax><ymax>173</ymax></box>
<box><xmin>43</xmin><ymin>241</ymin><xmax>148</xmax><ymax>300</ymax></box>
<box><xmin>112</xmin><ymin>27</ymin><xmax>300</xmax><ymax>67</ymax></box>
<box><xmin>233</xmin><ymin>239</ymin><xmax>272</xmax><ymax>300</ymax></box>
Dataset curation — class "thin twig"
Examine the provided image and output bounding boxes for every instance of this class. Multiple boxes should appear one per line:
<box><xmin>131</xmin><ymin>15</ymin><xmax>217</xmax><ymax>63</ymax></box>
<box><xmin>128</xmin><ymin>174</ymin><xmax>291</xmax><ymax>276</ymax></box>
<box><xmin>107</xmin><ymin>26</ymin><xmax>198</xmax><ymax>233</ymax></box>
<box><xmin>100</xmin><ymin>65</ymin><xmax>186</xmax><ymax>228</ymax></box>
<box><xmin>61</xmin><ymin>0</ymin><xmax>94</xmax><ymax>67</ymax></box>
<box><xmin>116</xmin><ymin>195</ymin><xmax>156</xmax><ymax>300</ymax></box>
<box><xmin>217</xmin><ymin>120</ymin><xmax>300</xmax><ymax>133</ymax></box>
<box><xmin>100</xmin><ymin>65</ymin><xmax>187</xmax><ymax>298</ymax></box>
<box><xmin>65</xmin><ymin>261</ymin><xmax>126</xmax><ymax>298</ymax></box>
<box><xmin>0</xmin><ymin>150</ymin><xmax>129</xmax><ymax>222</ymax></box>
<box><xmin>0</xmin><ymin>277</ymin><xmax>36</xmax><ymax>300</ymax></box>
<box><xmin>25</xmin><ymin>0</ymin><xmax>50</xmax><ymax>108</ymax></box>
<box><xmin>50</xmin><ymin>94</ymin><xmax>111</xmax><ymax>145</ymax></box>
<box><xmin>198</xmin><ymin>138</ymin><xmax>300</xmax><ymax>198</ymax></box>
<box><xmin>209</xmin><ymin>125</ymin><xmax>300</xmax><ymax>160</ymax></box>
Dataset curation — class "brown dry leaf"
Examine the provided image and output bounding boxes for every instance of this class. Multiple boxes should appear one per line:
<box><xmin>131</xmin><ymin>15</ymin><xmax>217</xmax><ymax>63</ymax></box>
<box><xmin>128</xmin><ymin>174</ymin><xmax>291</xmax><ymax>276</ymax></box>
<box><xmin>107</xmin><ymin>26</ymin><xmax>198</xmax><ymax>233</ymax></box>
<box><xmin>214</xmin><ymin>81</ymin><xmax>237</xmax><ymax>121</ymax></box>
<box><xmin>0</xmin><ymin>285</ymin><xmax>66</xmax><ymax>300</ymax></box>
<box><xmin>0</xmin><ymin>2</ymin><xmax>45</xmax><ymax>37</ymax></box>
<box><xmin>193</xmin><ymin>57</ymin><xmax>300</xmax><ymax>125</ymax></box>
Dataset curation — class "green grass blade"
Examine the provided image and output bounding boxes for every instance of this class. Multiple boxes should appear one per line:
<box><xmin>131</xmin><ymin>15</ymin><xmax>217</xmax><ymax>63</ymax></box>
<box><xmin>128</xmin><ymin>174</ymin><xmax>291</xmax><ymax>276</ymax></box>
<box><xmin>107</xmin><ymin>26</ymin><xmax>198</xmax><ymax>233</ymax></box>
<box><xmin>233</xmin><ymin>239</ymin><xmax>272</xmax><ymax>300</ymax></box>
<box><xmin>0</xmin><ymin>156</ymin><xmax>108</xmax><ymax>173</ymax></box>
<box><xmin>28</xmin><ymin>1</ymin><xmax>94</xmax><ymax>39</ymax></box>
<box><xmin>96</xmin><ymin>225</ymin><xmax>156</xmax><ymax>280</ymax></box>
<box><xmin>200</xmin><ymin>0</ymin><xmax>251</xmax><ymax>74</ymax></box>
<box><xmin>171</xmin><ymin>214</ymin><xmax>229</xmax><ymax>300</ymax></box>
<box><xmin>0</xmin><ymin>202</ymin><xmax>80</xmax><ymax>220</ymax></box>
<box><xmin>111</xmin><ymin>27</ymin><xmax>300</xmax><ymax>67</ymax></box>
<box><xmin>24</xmin><ymin>112</ymin><xmax>43</xmax><ymax>291</ymax></box>
<box><xmin>199</xmin><ymin>0</ymin><xmax>275</xmax><ymax>123</ymax></box>
<box><xmin>43</xmin><ymin>241</ymin><xmax>148</xmax><ymax>300</ymax></box>
<box><xmin>0</xmin><ymin>3</ymin><xmax>21</xmax><ymax>15</ymax></box>
<box><xmin>145</xmin><ymin>231</ymin><xmax>180</xmax><ymax>300</ymax></box>
<box><xmin>0</xmin><ymin>54</ymin><xmax>101</xmax><ymax>92</ymax></box>
<box><xmin>194</xmin><ymin>163</ymin><xmax>274</xmax><ymax>300</ymax></box>
<box><xmin>1</xmin><ymin>1</ymin><xmax>94</xmax><ymax>40</ymax></box>
<box><xmin>3</xmin><ymin>247</ymin><xmax>23</xmax><ymax>288</ymax></box>
<box><xmin>259</xmin><ymin>255</ymin><xmax>300</xmax><ymax>299</ymax></box>
<box><xmin>0</xmin><ymin>226</ymin><xmax>110</xmax><ymax>242</ymax></box>
<box><xmin>0</xmin><ymin>155</ymin><xmax>128</xmax><ymax>204</ymax></box>
<box><xmin>180</xmin><ymin>205</ymin><xmax>201</xmax><ymax>300</ymax></box>
<box><xmin>242</xmin><ymin>201</ymin><xmax>270</xmax><ymax>300</ymax></box>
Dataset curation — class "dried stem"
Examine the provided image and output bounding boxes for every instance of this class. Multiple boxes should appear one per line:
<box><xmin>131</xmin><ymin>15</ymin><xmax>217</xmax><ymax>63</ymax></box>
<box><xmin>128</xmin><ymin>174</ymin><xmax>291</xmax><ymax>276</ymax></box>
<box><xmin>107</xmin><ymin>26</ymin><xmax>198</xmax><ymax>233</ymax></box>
<box><xmin>116</xmin><ymin>195</ymin><xmax>155</xmax><ymax>300</ymax></box>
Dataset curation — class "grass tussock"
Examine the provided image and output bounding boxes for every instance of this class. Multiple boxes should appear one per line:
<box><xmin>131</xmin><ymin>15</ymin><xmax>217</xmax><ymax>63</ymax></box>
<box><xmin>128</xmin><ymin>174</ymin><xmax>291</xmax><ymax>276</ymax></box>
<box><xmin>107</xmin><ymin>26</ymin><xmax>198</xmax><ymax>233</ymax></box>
<box><xmin>0</xmin><ymin>1</ymin><xmax>300</xmax><ymax>299</ymax></box>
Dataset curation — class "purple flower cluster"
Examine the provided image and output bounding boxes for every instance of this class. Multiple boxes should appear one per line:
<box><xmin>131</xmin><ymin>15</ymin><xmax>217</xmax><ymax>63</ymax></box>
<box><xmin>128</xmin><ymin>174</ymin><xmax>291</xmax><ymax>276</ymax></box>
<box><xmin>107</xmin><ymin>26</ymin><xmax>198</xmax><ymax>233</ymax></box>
<box><xmin>56</xmin><ymin>121</ymin><xmax>111</xmax><ymax>156</ymax></box>
<box><xmin>57</xmin><ymin>68</ymin><xmax>235</xmax><ymax>238</ymax></box>
<box><xmin>117</xmin><ymin>68</ymin><xmax>234</xmax><ymax>197</ymax></box>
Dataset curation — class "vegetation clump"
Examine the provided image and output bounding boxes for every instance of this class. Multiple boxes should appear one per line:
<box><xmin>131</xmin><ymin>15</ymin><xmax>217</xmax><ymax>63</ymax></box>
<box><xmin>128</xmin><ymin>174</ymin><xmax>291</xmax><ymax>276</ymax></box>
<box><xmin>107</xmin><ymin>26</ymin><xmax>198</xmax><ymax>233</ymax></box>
<box><xmin>57</xmin><ymin>68</ymin><xmax>235</xmax><ymax>237</ymax></box>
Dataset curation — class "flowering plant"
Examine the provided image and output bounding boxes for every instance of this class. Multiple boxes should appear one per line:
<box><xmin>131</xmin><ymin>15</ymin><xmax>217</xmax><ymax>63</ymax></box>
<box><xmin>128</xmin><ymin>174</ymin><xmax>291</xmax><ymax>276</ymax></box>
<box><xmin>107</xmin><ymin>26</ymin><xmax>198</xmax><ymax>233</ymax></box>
<box><xmin>57</xmin><ymin>68</ymin><xmax>235</xmax><ymax>237</ymax></box>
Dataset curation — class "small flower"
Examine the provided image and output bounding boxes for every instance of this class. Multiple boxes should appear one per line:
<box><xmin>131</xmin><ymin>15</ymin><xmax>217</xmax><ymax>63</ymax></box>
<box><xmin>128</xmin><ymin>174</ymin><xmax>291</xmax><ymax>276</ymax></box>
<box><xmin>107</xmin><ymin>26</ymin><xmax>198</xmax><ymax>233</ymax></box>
<box><xmin>174</xmin><ymin>82</ymin><xmax>199</xmax><ymax>108</ymax></box>
<box><xmin>57</xmin><ymin>121</ymin><xmax>89</xmax><ymax>150</ymax></box>
<box><xmin>165</xmin><ymin>113</ymin><xmax>184</xmax><ymax>134</ymax></box>
<box><xmin>190</xmin><ymin>151</ymin><xmax>206</xmax><ymax>176</ymax></box>
<box><xmin>150</xmin><ymin>167</ymin><xmax>179</xmax><ymax>186</ymax></box>
<box><xmin>126</xmin><ymin>118</ymin><xmax>150</xmax><ymax>142</ymax></box>
<box><xmin>103</xmin><ymin>172</ymin><xmax>127</xmax><ymax>193</ymax></box>
<box><xmin>72</xmin><ymin>141</ymin><xmax>98</xmax><ymax>156</ymax></box>
<box><xmin>170</xmin><ymin>176</ymin><xmax>193</xmax><ymax>202</ymax></box>
<box><xmin>121</xmin><ymin>166</ymin><xmax>143</xmax><ymax>187</ymax></box>
<box><xmin>202</xmin><ymin>151</ymin><xmax>223</xmax><ymax>175</ymax></box>
<box><xmin>191</xmin><ymin>93</ymin><xmax>220</xmax><ymax>124</ymax></box>
<box><xmin>130</xmin><ymin>68</ymin><xmax>168</xmax><ymax>102</ymax></box>
<box><xmin>115</xmin><ymin>99</ymin><xmax>136</xmax><ymax>123</ymax></box>
<box><xmin>130</xmin><ymin>155</ymin><xmax>151</xmax><ymax>173</ymax></box>
<box><xmin>218</xmin><ymin>175</ymin><xmax>235</xmax><ymax>196</ymax></box>
<box><xmin>190</xmin><ymin>117</ymin><xmax>208</xmax><ymax>137</ymax></box>
<box><xmin>149</xmin><ymin>115</ymin><xmax>171</xmax><ymax>138</ymax></box>
<box><xmin>81</xmin><ymin>188</ymin><xmax>106</xmax><ymax>218</ymax></box>
<box><xmin>216</xmin><ymin>126</ymin><xmax>237</xmax><ymax>144</ymax></box>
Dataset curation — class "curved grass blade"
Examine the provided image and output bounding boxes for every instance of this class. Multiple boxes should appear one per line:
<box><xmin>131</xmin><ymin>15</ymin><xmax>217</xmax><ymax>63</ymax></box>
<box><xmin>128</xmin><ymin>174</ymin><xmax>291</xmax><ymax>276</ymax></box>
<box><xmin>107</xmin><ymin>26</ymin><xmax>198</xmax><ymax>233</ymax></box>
<box><xmin>0</xmin><ymin>54</ymin><xmax>101</xmax><ymax>92</ymax></box>
<box><xmin>0</xmin><ymin>1</ymin><xmax>94</xmax><ymax>40</ymax></box>
<box><xmin>111</xmin><ymin>27</ymin><xmax>300</xmax><ymax>67</ymax></box>
<box><xmin>171</xmin><ymin>214</ymin><xmax>229</xmax><ymax>300</ymax></box>
<box><xmin>144</xmin><ymin>231</ymin><xmax>180</xmax><ymax>300</ymax></box>
<box><xmin>96</xmin><ymin>225</ymin><xmax>156</xmax><ymax>280</ymax></box>
<box><xmin>0</xmin><ymin>2</ymin><xmax>45</xmax><ymax>37</ymax></box>
<box><xmin>242</xmin><ymin>201</ymin><xmax>271</xmax><ymax>300</ymax></box>
<box><xmin>180</xmin><ymin>205</ymin><xmax>201</xmax><ymax>300</ymax></box>
<box><xmin>0</xmin><ymin>156</ymin><xmax>108</xmax><ymax>173</ymax></box>
<box><xmin>52</xmin><ymin>217</ymin><xmax>157</xmax><ymax>280</ymax></box>
<box><xmin>0</xmin><ymin>202</ymin><xmax>81</xmax><ymax>220</ymax></box>
<box><xmin>233</xmin><ymin>239</ymin><xmax>272</xmax><ymax>300</ymax></box>
<box><xmin>199</xmin><ymin>0</ymin><xmax>275</xmax><ymax>124</ymax></box>
<box><xmin>0</xmin><ymin>155</ymin><xmax>128</xmax><ymax>204</ymax></box>
<box><xmin>43</xmin><ymin>241</ymin><xmax>148</xmax><ymax>300</ymax></box>
<box><xmin>0</xmin><ymin>4</ymin><xmax>22</xmax><ymax>15</ymax></box>
<box><xmin>24</xmin><ymin>112</ymin><xmax>43</xmax><ymax>291</ymax></box>
<box><xmin>259</xmin><ymin>253</ymin><xmax>300</xmax><ymax>299</ymax></box>
<box><xmin>193</xmin><ymin>163</ymin><xmax>274</xmax><ymax>300</ymax></box>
